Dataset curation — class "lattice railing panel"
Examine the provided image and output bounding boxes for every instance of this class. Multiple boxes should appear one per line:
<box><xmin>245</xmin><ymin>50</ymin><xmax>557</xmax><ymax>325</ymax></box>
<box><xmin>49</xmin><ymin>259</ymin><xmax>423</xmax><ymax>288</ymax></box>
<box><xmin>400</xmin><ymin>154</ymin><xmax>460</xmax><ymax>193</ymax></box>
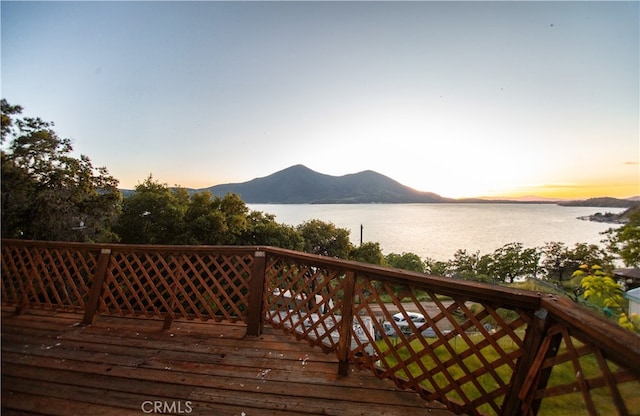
<box><xmin>263</xmin><ymin>256</ymin><xmax>347</xmax><ymax>353</ymax></box>
<box><xmin>1</xmin><ymin>244</ymin><xmax>96</xmax><ymax>311</ymax></box>
<box><xmin>349</xmin><ymin>274</ymin><xmax>532</xmax><ymax>416</ymax></box>
<box><xmin>3</xmin><ymin>240</ymin><xmax>639</xmax><ymax>416</ymax></box>
<box><xmin>99</xmin><ymin>250</ymin><xmax>253</xmax><ymax>322</ymax></box>
<box><xmin>522</xmin><ymin>324</ymin><xmax>640</xmax><ymax>416</ymax></box>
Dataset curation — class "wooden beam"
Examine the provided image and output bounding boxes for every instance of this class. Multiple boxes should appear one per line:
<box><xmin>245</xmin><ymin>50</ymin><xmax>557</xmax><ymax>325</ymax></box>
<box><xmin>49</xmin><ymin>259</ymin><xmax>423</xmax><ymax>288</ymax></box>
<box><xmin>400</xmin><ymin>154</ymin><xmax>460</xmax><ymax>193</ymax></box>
<box><xmin>501</xmin><ymin>307</ymin><xmax>554</xmax><ymax>416</ymax></box>
<box><xmin>337</xmin><ymin>271</ymin><xmax>356</xmax><ymax>376</ymax></box>
<box><xmin>246</xmin><ymin>251</ymin><xmax>266</xmax><ymax>336</ymax></box>
<box><xmin>82</xmin><ymin>249</ymin><xmax>111</xmax><ymax>325</ymax></box>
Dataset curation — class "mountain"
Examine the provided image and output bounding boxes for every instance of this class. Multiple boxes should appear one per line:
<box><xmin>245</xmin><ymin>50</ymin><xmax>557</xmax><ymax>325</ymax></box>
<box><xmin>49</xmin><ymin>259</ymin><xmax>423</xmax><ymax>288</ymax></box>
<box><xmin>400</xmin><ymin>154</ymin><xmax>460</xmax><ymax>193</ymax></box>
<box><xmin>203</xmin><ymin>165</ymin><xmax>451</xmax><ymax>204</ymax></box>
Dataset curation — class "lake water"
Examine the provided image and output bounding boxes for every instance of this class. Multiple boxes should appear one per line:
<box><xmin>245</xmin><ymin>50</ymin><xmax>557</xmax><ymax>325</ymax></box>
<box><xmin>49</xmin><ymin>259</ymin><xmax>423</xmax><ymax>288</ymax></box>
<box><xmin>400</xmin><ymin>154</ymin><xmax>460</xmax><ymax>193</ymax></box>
<box><xmin>247</xmin><ymin>203</ymin><xmax>626</xmax><ymax>261</ymax></box>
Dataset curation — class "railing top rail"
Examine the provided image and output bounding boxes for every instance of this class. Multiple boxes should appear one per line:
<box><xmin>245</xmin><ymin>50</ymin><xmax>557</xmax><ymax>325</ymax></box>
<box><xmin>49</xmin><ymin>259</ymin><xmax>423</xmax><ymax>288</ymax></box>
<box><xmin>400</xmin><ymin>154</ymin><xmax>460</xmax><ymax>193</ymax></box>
<box><xmin>1</xmin><ymin>238</ymin><xmax>263</xmax><ymax>255</ymax></box>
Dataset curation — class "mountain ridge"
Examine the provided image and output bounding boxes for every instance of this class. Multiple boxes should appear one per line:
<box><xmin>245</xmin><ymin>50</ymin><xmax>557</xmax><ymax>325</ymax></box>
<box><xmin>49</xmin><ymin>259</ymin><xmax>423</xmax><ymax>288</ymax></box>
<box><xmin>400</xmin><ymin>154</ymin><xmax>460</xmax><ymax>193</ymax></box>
<box><xmin>203</xmin><ymin>164</ymin><xmax>451</xmax><ymax>204</ymax></box>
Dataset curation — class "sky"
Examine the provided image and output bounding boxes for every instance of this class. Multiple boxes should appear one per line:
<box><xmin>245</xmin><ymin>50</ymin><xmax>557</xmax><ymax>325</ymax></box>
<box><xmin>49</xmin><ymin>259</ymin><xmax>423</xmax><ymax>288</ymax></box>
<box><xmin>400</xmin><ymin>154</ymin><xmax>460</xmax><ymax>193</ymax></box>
<box><xmin>1</xmin><ymin>1</ymin><xmax>638</xmax><ymax>200</ymax></box>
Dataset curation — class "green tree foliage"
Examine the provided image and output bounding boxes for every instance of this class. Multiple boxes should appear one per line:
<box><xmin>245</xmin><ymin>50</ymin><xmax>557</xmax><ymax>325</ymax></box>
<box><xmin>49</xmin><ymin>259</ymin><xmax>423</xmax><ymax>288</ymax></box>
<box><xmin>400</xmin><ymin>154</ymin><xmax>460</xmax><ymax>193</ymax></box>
<box><xmin>421</xmin><ymin>242</ymin><xmax>609</xmax><ymax>286</ymax></box>
<box><xmin>441</xmin><ymin>249</ymin><xmax>495</xmax><ymax>283</ymax></box>
<box><xmin>1</xmin><ymin>99</ymin><xmax>121</xmax><ymax>242</ymax></box>
<box><xmin>297</xmin><ymin>219</ymin><xmax>351</xmax><ymax>258</ymax></box>
<box><xmin>488</xmin><ymin>243</ymin><xmax>540</xmax><ymax>283</ymax></box>
<box><xmin>540</xmin><ymin>242</ymin><xmax>573</xmax><ymax>280</ymax></box>
<box><xmin>350</xmin><ymin>242</ymin><xmax>385</xmax><ymax>265</ymax></box>
<box><xmin>216</xmin><ymin>192</ymin><xmax>249</xmax><ymax>245</ymax></box>
<box><xmin>385</xmin><ymin>252</ymin><xmax>425</xmax><ymax>273</ymax></box>
<box><xmin>540</xmin><ymin>241</ymin><xmax>612</xmax><ymax>281</ymax></box>
<box><xmin>115</xmin><ymin>176</ymin><xmax>187</xmax><ymax>244</ymax></box>
<box><xmin>182</xmin><ymin>191</ymin><xmax>226</xmax><ymax>245</ymax></box>
<box><xmin>571</xmin><ymin>242</ymin><xmax>614</xmax><ymax>272</ymax></box>
<box><xmin>605</xmin><ymin>207</ymin><xmax>640</xmax><ymax>267</ymax></box>
<box><xmin>424</xmin><ymin>257</ymin><xmax>450</xmax><ymax>276</ymax></box>
<box><xmin>574</xmin><ymin>264</ymin><xmax>639</xmax><ymax>333</ymax></box>
<box><xmin>1</xmin><ymin>99</ymin><xmax>22</xmax><ymax>142</ymax></box>
<box><xmin>241</xmin><ymin>211</ymin><xmax>304</xmax><ymax>250</ymax></box>
<box><xmin>448</xmin><ymin>249</ymin><xmax>481</xmax><ymax>280</ymax></box>
<box><xmin>116</xmin><ymin>178</ymin><xmax>304</xmax><ymax>248</ymax></box>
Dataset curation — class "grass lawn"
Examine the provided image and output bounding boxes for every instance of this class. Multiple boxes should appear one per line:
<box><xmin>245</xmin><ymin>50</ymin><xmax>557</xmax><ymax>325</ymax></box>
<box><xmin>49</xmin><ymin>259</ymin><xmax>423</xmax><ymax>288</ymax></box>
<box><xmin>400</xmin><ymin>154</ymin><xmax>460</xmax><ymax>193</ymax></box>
<box><xmin>375</xmin><ymin>331</ymin><xmax>638</xmax><ymax>415</ymax></box>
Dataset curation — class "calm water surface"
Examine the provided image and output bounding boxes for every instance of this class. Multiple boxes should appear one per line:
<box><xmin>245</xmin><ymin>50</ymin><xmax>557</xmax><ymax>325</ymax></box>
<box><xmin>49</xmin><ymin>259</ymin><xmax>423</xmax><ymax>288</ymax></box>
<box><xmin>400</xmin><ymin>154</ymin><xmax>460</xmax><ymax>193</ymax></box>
<box><xmin>247</xmin><ymin>203</ymin><xmax>625</xmax><ymax>261</ymax></box>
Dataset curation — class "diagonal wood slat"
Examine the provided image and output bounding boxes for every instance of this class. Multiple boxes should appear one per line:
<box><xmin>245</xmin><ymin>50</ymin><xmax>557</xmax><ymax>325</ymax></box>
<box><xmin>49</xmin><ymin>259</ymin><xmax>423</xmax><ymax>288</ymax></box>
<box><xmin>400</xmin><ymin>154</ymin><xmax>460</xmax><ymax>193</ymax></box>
<box><xmin>1</xmin><ymin>243</ymin><xmax>96</xmax><ymax>311</ymax></box>
<box><xmin>99</xmin><ymin>248</ymin><xmax>253</xmax><ymax>323</ymax></box>
<box><xmin>263</xmin><ymin>257</ymin><xmax>347</xmax><ymax>354</ymax></box>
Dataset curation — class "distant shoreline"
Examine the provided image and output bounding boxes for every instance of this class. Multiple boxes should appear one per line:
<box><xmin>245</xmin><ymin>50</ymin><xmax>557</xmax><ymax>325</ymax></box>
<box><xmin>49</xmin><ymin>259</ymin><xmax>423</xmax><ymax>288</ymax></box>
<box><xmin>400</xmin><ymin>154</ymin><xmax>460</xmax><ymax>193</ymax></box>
<box><xmin>576</xmin><ymin>204</ymin><xmax>640</xmax><ymax>225</ymax></box>
<box><xmin>119</xmin><ymin>187</ymin><xmax>638</xmax><ymax>209</ymax></box>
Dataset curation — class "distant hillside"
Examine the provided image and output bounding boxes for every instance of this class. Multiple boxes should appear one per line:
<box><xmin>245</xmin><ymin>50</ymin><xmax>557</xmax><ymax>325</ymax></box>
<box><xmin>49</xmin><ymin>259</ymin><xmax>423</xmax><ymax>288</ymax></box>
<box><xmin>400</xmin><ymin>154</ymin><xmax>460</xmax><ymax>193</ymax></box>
<box><xmin>203</xmin><ymin>165</ymin><xmax>451</xmax><ymax>204</ymax></box>
<box><xmin>577</xmin><ymin>204</ymin><xmax>640</xmax><ymax>224</ymax></box>
<box><xmin>559</xmin><ymin>197</ymin><xmax>640</xmax><ymax>208</ymax></box>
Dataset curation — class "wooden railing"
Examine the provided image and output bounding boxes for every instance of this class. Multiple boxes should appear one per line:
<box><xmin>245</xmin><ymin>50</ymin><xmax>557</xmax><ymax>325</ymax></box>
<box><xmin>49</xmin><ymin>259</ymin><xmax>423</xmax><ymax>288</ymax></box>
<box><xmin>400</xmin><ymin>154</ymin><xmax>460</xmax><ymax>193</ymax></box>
<box><xmin>2</xmin><ymin>239</ymin><xmax>639</xmax><ymax>416</ymax></box>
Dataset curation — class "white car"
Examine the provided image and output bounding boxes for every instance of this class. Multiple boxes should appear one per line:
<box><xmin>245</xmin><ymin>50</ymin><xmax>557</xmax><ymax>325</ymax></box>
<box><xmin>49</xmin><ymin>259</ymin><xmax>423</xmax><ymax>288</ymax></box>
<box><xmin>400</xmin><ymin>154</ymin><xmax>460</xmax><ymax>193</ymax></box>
<box><xmin>377</xmin><ymin>312</ymin><xmax>426</xmax><ymax>338</ymax></box>
<box><xmin>392</xmin><ymin>312</ymin><xmax>425</xmax><ymax>326</ymax></box>
<box><xmin>378</xmin><ymin>312</ymin><xmax>451</xmax><ymax>339</ymax></box>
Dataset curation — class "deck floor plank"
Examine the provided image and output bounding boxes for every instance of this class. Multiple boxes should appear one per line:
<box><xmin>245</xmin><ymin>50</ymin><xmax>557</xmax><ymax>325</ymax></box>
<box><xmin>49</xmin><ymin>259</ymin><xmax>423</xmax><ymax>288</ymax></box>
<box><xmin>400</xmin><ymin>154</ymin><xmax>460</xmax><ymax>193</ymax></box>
<box><xmin>2</xmin><ymin>308</ymin><xmax>456</xmax><ymax>415</ymax></box>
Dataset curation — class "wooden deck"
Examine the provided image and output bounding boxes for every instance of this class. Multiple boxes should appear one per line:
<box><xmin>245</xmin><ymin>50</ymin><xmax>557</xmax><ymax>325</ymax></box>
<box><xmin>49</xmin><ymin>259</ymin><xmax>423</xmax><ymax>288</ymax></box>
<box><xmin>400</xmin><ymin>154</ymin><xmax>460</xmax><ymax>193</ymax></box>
<box><xmin>1</xmin><ymin>306</ymin><xmax>455</xmax><ymax>416</ymax></box>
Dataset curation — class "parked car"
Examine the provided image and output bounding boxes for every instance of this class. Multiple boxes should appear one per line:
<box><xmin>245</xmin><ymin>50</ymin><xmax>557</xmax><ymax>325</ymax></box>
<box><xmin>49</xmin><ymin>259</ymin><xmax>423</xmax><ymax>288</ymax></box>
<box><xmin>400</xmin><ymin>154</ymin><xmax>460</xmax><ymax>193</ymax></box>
<box><xmin>377</xmin><ymin>312</ymin><xmax>426</xmax><ymax>339</ymax></box>
<box><xmin>377</xmin><ymin>312</ymin><xmax>451</xmax><ymax>339</ymax></box>
<box><xmin>392</xmin><ymin>312</ymin><xmax>425</xmax><ymax>326</ymax></box>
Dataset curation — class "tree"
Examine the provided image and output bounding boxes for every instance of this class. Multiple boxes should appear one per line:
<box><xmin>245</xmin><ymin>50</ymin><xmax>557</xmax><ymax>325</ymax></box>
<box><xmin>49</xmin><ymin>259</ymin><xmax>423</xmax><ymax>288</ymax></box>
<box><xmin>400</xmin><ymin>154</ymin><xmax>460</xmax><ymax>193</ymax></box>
<box><xmin>1</xmin><ymin>99</ymin><xmax>121</xmax><ymax>242</ymax></box>
<box><xmin>448</xmin><ymin>249</ymin><xmax>481</xmax><ymax>280</ymax></box>
<box><xmin>297</xmin><ymin>219</ymin><xmax>352</xmax><ymax>258</ymax></box>
<box><xmin>569</xmin><ymin>242</ymin><xmax>613</xmax><ymax>272</ymax></box>
<box><xmin>214</xmin><ymin>193</ymin><xmax>249</xmax><ymax>245</ymax></box>
<box><xmin>489</xmin><ymin>243</ymin><xmax>540</xmax><ymax>284</ymax></box>
<box><xmin>115</xmin><ymin>176</ymin><xmax>187</xmax><ymax>244</ymax></box>
<box><xmin>540</xmin><ymin>242</ymin><xmax>570</xmax><ymax>280</ymax></box>
<box><xmin>180</xmin><ymin>191</ymin><xmax>254</xmax><ymax>246</ymax></box>
<box><xmin>605</xmin><ymin>207</ymin><xmax>640</xmax><ymax>267</ymax></box>
<box><xmin>424</xmin><ymin>257</ymin><xmax>451</xmax><ymax>276</ymax></box>
<box><xmin>182</xmin><ymin>191</ymin><xmax>226</xmax><ymax>245</ymax></box>
<box><xmin>1</xmin><ymin>99</ymin><xmax>23</xmax><ymax>143</ymax></box>
<box><xmin>475</xmin><ymin>253</ymin><xmax>495</xmax><ymax>283</ymax></box>
<box><xmin>241</xmin><ymin>210</ymin><xmax>304</xmax><ymax>250</ymax></box>
<box><xmin>385</xmin><ymin>252</ymin><xmax>425</xmax><ymax>273</ymax></box>
<box><xmin>541</xmin><ymin>241</ymin><xmax>612</xmax><ymax>281</ymax></box>
<box><xmin>350</xmin><ymin>242</ymin><xmax>385</xmax><ymax>265</ymax></box>
<box><xmin>574</xmin><ymin>264</ymin><xmax>639</xmax><ymax>333</ymax></box>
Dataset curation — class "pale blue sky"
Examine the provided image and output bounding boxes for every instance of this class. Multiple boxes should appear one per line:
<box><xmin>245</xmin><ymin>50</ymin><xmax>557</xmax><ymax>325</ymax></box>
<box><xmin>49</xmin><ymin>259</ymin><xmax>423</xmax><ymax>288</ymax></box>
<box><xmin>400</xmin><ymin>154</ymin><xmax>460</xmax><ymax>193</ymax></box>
<box><xmin>2</xmin><ymin>1</ymin><xmax>638</xmax><ymax>198</ymax></box>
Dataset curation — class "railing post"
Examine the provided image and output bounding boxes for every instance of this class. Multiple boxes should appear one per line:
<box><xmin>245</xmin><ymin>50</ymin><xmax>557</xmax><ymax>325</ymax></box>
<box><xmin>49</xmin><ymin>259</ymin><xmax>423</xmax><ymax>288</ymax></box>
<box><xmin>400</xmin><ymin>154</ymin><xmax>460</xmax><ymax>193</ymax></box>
<box><xmin>501</xmin><ymin>307</ymin><xmax>557</xmax><ymax>416</ymax></box>
<box><xmin>82</xmin><ymin>248</ymin><xmax>111</xmax><ymax>325</ymax></box>
<box><xmin>163</xmin><ymin>280</ymin><xmax>178</xmax><ymax>330</ymax></box>
<box><xmin>246</xmin><ymin>250</ymin><xmax>266</xmax><ymax>336</ymax></box>
<box><xmin>15</xmin><ymin>267</ymin><xmax>36</xmax><ymax>315</ymax></box>
<box><xmin>164</xmin><ymin>255</ymin><xmax>185</xmax><ymax>330</ymax></box>
<box><xmin>337</xmin><ymin>271</ymin><xmax>356</xmax><ymax>376</ymax></box>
